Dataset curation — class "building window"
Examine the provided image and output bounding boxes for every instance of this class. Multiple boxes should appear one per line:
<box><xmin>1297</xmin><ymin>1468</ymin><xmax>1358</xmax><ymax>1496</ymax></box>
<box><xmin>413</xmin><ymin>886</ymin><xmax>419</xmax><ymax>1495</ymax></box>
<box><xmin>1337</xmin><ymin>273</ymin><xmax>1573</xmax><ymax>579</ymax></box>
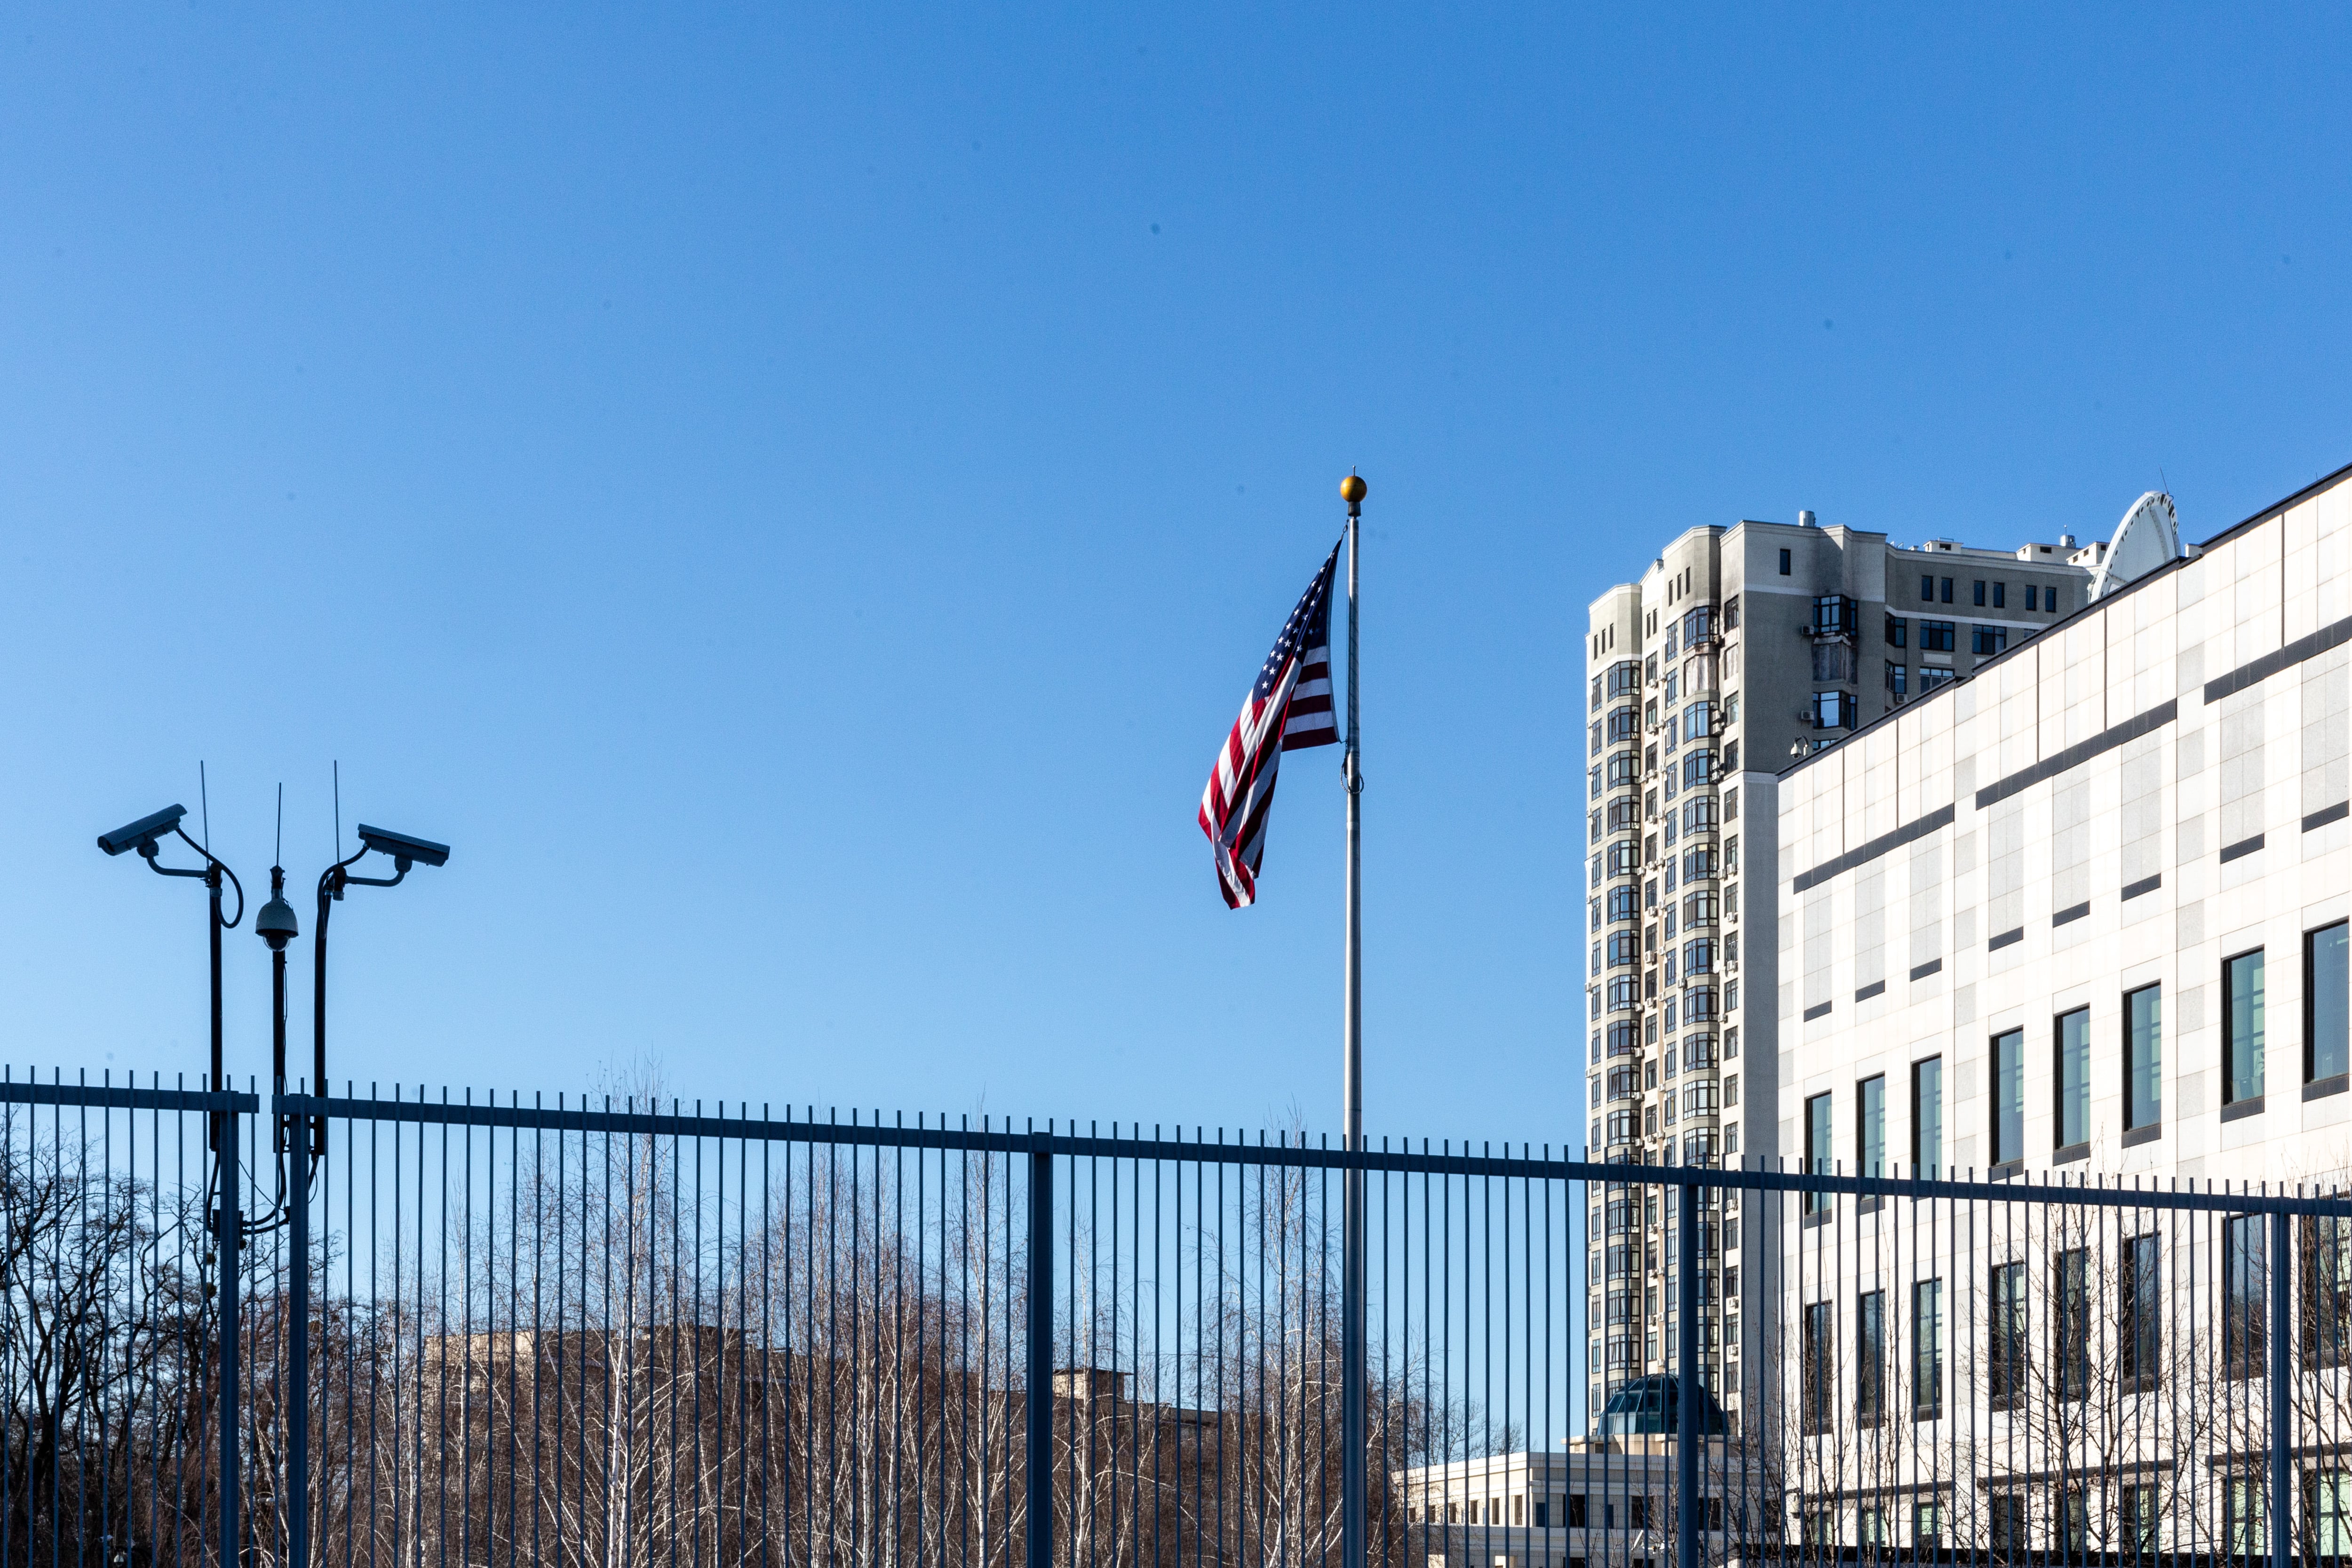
<box><xmin>1607</xmin><ymin>750</ymin><xmax>1638</xmax><ymax>787</ymax></box>
<box><xmin>1811</xmin><ymin>641</ymin><xmax>1856</xmax><ymax>682</ymax></box>
<box><xmin>1973</xmin><ymin>580</ymin><xmax>1986</xmax><ymax>607</ymax></box>
<box><xmin>1989</xmin><ymin>1260</ymin><xmax>2026</xmax><ymax>1410</ymax></box>
<box><xmin>1994</xmin><ymin>1504</ymin><xmax>2032</xmax><ymax>1561</ymax></box>
<box><xmin>1972</xmin><ymin>624</ymin><xmax>2009</xmax><ymax>656</ymax></box>
<box><xmin>1857</xmin><ymin>1289</ymin><xmax>1887</xmax><ymax>1425</ymax></box>
<box><xmin>1802</xmin><ymin>1301</ymin><xmax>1834</xmax><ymax>1433</ymax></box>
<box><xmin>1913</xmin><ymin>1278</ymin><xmax>1943</xmax><ymax>1419</ymax></box>
<box><xmin>1915</xmin><ymin>1501</ymin><xmax>1945</xmax><ymax>1551</ymax></box>
<box><xmin>1920</xmin><ymin>573</ymin><xmax>1935</xmax><ymax>602</ymax></box>
<box><xmin>2226</xmin><ymin>1478</ymin><xmax>2265</xmax><ymax>1557</ymax></box>
<box><xmin>1682</xmin><ymin>700</ymin><xmax>1713</xmax><ymax>741</ymax></box>
<box><xmin>2057</xmin><ymin>1006</ymin><xmax>2090</xmax><ymax>1149</ymax></box>
<box><xmin>2311</xmin><ymin>921</ymin><xmax>2349</xmax><ymax>1082</ymax></box>
<box><xmin>2120</xmin><ymin>1485</ymin><xmax>2157</xmax><ymax>1559</ymax></box>
<box><xmin>2122</xmin><ymin>1232</ymin><xmax>2160</xmax><ymax>1392</ymax></box>
<box><xmin>1607</xmin><ymin>887</ymin><xmax>1638</xmax><ymax>923</ymax></box>
<box><xmin>1811</xmin><ymin>690</ymin><xmax>1858</xmax><ymax>730</ymax></box>
<box><xmin>2308</xmin><ymin>1216</ymin><xmax>2352</xmax><ymax>1370</ymax></box>
<box><xmin>2312</xmin><ymin>1473</ymin><xmax>2352</xmax><ymax>1560</ymax></box>
<box><xmin>1608</xmin><ymin>659</ymin><xmax>1640</xmax><ymax>697</ymax></box>
<box><xmin>2025</xmin><ymin>584</ymin><xmax>2040</xmax><ymax>612</ymax></box>
<box><xmin>1921</xmin><ymin>620</ymin><xmax>1956</xmax><ymax>652</ymax></box>
<box><xmin>1992</xmin><ymin>1028</ymin><xmax>2025</xmax><ymax>1167</ymax></box>
<box><xmin>1607</xmin><ymin>706</ymin><xmax>1638</xmax><ymax>741</ymax></box>
<box><xmin>2226</xmin><ymin>949</ymin><xmax>2266</xmax><ymax>1104</ymax></box>
<box><xmin>1858</xmin><ymin>1074</ymin><xmax>1885</xmax><ymax>1178</ymax></box>
<box><xmin>1912</xmin><ymin>1056</ymin><xmax>1942</xmax><ymax>1178</ymax></box>
<box><xmin>1804</xmin><ymin>1091</ymin><xmax>1833</xmax><ymax>1213</ymax></box>
<box><xmin>2226</xmin><ymin>1214</ymin><xmax>2267</xmax><ymax>1379</ymax></box>
<box><xmin>2127</xmin><ymin>983</ymin><xmax>2162</xmax><ymax>1131</ymax></box>
<box><xmin>1992</xmin><ymin>581</ymin><xmax>2006</xmax><ymax>608</ymax></box>
<box><xmin>1941</xmin><ymin>577</ymin><xmax>1954</xmax><ymax>603</ymax></box>
<box><xmin>1886</xmin><ymin>614</ymin><xmax>1908</xmax><ymax>647</ymax></box>
<box><xmin>1919</xmin><ymin>663</ymin><xmax>1956</xmax><ymax>692</ymax></box>
<box><xmin>1886</xmin><ymin>661</ymin><xmax>1907</xmax><ymax>698</ymax></box>
<box><xmin>1811</xmin><ymin>595</ymin><xmax>1859</xmax><ymax>637</ymax></box>
<box><xmin>1682</xmin><ymin>752</ymin><xmax>1713</xmax><ymax>788</ymax></box>
<box><xmin>2054</xmin><ymin>1246</ymin><xmax>2091</xmax><ymax>1400</ymax></box>
<box><xmin>1779</xmin><ymin>548</ymin><xmax>1791</xmax><ymax>575</ymax></box>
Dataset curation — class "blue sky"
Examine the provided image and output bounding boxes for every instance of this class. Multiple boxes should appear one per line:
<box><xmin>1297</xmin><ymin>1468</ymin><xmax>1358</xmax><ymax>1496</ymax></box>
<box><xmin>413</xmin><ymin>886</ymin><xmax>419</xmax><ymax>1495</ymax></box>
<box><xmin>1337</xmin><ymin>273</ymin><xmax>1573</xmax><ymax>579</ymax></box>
<box><xmin>3</xmin><ymin>6</ymin><xmax>2350</xmax><ymax>1147</ymax></box>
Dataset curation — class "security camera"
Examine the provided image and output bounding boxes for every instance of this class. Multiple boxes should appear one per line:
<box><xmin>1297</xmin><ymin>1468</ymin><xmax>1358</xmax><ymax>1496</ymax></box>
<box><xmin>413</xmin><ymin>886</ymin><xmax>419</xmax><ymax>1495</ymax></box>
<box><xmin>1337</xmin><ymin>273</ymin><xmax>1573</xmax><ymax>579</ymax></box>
<box><xmin>98</xmin><ymin>805</ymin><xmax>187</xmax><ymax>857</ymax></box>
<box><xmin>356</xmin><ymin>824</ymin><xmax>449</xmax><ymax>868</ymax></box>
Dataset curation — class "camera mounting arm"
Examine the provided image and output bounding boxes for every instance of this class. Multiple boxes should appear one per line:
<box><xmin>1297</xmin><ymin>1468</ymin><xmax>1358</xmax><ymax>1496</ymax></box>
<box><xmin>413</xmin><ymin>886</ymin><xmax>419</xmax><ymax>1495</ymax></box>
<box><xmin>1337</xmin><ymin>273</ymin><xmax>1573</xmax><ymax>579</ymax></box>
<box><xmin>310</xmin><ymin>825</ymin><xmax>449</xmax><ymax>1157</ymax></box>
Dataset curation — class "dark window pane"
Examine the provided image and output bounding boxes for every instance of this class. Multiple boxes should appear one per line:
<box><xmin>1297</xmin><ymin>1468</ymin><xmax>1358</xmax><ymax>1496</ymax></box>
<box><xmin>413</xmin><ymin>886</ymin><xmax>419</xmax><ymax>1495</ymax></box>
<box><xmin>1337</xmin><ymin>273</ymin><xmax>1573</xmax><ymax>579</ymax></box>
<box><xmin>1912</xmin><ymin>1057</ymin><xmax>1942</xmax><ymax>1178</ymax></box>
<box><xmin>2128</xmin><ymin>985</ymin><xmax>2163</xmax><ymax>1131</ymax></box>
<box><xmin>2057</xmin><ymin>1007</ymin><xmax>2090</xmax><ymax>1147</ymax></box>
<box><xmin>1993</xmin><ymin>1029</ymin><xmax>2025</xmax><ymax>1164</ymax></box>
<box><xmin>1858</xmin><ymin>1074</ymin><xmax>1885</xmax><ymax>1178</ymax></box>
<box><xmin>2312</xmin><ymin>922</ymin><xmax>2350</xmax><ymax>1081</ymax></box>
<box><xmin>2225</xmin><ymin>949</ymin><xmax>2266</xmax><ymax>1104</ymax></box>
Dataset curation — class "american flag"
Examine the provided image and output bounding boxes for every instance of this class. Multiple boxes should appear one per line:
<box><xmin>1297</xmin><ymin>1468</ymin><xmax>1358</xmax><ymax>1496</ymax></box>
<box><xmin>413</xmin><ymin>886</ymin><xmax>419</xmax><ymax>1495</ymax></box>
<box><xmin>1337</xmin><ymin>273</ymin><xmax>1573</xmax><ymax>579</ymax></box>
<box><xmin>1198</xmin><ymin>541</ymin><xmax>1342</xmax><ymax>908</ymax></box>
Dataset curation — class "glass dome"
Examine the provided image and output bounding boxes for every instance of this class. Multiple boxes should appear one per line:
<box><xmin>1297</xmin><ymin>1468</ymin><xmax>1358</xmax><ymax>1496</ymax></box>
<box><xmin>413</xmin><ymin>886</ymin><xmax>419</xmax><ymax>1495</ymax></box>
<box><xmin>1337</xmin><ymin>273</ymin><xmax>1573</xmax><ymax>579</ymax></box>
<box><xmin>1595</xmin><ymin>1374</ymin><xmax>1727</xmax><ymax>1436</ymax></box>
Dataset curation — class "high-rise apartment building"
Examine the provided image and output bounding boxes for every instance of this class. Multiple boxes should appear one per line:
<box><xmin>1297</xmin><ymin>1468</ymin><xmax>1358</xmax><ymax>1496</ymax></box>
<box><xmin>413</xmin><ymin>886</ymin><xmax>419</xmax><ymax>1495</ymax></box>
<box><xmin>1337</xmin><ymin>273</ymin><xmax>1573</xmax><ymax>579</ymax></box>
<box><xmin>1582</xmin><ymin>510</ymin><xmax>2105</xmax><ymax>1423</ymax></box>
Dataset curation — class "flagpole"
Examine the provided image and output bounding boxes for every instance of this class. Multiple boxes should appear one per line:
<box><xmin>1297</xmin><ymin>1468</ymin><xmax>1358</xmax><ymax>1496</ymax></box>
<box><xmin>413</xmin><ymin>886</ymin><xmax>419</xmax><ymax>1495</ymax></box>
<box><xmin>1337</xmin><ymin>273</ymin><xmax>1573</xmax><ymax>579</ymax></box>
<box><xmin>1339</xmin><ymin>470</ymin><xmax>1367</xmax><ymax>1568</ymax></box>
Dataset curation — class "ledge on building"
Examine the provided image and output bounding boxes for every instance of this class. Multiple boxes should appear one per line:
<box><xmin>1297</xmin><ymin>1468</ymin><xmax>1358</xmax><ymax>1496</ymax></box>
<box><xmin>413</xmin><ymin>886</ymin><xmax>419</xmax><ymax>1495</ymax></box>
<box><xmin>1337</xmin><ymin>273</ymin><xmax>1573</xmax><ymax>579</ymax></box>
<box><xmin>2305</xmin><ymin>1074</ymin><xmax>2350</xmax><ymax>1103</ymax></box>
<box><xmin>2122</xmin><ymin>1122</ymin><xmax>2162</xmax><ymax>1148</ymax></box>
<box><xmin>2222</xmin><ymin>1095</ymin><xmax>2265</xmax><ymax>1124</ymax></box>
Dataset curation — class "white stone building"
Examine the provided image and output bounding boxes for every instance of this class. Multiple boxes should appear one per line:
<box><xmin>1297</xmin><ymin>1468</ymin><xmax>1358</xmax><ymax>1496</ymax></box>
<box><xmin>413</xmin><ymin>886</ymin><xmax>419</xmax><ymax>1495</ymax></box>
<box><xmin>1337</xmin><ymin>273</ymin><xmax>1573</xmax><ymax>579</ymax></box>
<box><xmin>1766</xmin><ymin>464</ymin><xmax>2352</xmax><ymax>1557</ymax></box>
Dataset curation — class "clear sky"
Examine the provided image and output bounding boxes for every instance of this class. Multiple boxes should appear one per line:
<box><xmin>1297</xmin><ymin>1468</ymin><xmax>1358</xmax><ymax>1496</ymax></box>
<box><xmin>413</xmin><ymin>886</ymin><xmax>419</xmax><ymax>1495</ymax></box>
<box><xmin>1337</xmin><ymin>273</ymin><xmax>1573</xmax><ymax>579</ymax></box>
<box><xmin>4</xmin><ymin>7</ymin><xmax>2349</xmax><ymax>1149</ymax></box>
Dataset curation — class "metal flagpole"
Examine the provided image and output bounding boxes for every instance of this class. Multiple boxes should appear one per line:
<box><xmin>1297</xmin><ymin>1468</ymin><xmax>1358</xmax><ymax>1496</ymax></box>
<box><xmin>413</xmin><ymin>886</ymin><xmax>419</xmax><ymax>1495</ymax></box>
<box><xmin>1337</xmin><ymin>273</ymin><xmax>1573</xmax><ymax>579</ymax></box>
<box><xmin>1340</xmin><ymin>470</ymin><xmax>1368</xmax><ymax>1568</ymax></box>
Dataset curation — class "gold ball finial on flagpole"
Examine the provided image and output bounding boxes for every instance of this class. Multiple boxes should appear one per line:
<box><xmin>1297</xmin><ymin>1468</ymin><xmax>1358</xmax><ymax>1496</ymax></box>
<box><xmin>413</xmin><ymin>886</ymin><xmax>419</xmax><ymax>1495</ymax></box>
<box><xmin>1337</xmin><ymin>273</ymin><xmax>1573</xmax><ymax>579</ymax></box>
<box><xmin>1340</xmin><ymin>472</ymin><xmax>1367</xmax><ymax>517</ymax></box>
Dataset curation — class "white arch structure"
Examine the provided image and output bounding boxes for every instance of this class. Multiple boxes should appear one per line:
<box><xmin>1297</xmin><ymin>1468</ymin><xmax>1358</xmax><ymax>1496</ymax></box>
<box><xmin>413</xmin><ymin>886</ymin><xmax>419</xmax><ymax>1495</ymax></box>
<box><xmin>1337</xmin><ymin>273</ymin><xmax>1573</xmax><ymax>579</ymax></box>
<box><xmin>2088</xmin><ymin>490</ymin><xmax>2180</xmax><ymax>602</ymax></box>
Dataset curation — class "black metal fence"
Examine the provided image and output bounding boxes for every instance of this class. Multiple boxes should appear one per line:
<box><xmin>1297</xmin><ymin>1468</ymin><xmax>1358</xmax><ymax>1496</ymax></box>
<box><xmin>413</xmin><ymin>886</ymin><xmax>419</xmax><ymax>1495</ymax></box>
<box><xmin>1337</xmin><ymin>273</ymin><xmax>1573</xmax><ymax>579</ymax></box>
<box><xmin>5</xmin><ymin>1072</ymin><xmax>2352</xmax><ymax>1568</ymax></box>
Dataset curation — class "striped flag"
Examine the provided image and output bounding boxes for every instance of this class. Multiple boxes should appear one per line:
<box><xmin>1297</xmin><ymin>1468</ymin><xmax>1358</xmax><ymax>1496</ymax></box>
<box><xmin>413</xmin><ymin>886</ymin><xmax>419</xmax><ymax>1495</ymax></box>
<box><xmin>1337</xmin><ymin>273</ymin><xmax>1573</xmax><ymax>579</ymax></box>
<box><xmin>1198</xmin><ymin>541</ymin><xmax>1342</xmax><ymax>908</ymax></box>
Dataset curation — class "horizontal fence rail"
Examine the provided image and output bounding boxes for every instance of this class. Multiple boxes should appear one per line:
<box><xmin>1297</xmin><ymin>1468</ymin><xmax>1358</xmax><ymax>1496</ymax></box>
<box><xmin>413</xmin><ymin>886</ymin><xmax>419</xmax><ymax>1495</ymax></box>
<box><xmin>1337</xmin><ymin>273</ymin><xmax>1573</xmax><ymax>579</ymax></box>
<box><xmin>6</xmin><ymin>1073</ymin><xmax>2352</xmax><ymax>1568</ymax></box>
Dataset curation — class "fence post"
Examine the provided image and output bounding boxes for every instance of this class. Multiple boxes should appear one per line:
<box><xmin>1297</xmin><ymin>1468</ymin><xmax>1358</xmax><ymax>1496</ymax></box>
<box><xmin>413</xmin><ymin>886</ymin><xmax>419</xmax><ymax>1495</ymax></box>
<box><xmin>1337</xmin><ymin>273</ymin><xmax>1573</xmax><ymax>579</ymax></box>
<box><xmin>1028</xmin><ymin>1133</ymin><xmax>1054</xmax><ymax>1568</ymax></box>
<box><xmin>1677</xmin><ymin>1176</ymin><xmax>1701</xmax><ymax>1568</ymax></box>
<box><xmin>2273</xmin><ymin>1207</ymin><xmax>2293</xmax><ymax>1568</ymax></box>
<box><xmin>1343</xmin><ymin>1160</ymin><xmax>1366</xmax><ymax>1568</ymax></box>
<box><xmin>287</xmin><ymin>1102</ymin><xmax>310</xmax><ymax>1568</ymax></box>
<box><xmin>216</xmin><ymin>1098</ymin><xmax>241</xmax><ymax>1568</ymax></box>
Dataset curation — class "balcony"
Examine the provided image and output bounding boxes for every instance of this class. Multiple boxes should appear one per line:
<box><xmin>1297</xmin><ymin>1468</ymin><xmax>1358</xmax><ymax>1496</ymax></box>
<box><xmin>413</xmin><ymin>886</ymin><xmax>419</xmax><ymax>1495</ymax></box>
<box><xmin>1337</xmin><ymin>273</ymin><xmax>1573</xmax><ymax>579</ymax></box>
<box><xmin>1807</xmin><ymin>595</ymin><xmax>1859</xmax><ymax>640</ymax></box>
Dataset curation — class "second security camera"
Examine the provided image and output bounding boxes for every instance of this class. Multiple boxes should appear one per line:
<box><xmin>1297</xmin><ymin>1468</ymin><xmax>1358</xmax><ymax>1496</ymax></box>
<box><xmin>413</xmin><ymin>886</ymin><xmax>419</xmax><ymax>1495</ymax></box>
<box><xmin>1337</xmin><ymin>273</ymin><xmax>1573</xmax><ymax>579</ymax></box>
<box><xmin>356</xmin><ymin>824</ymin><xmax>450</xmax><ymax>869</ymax></box>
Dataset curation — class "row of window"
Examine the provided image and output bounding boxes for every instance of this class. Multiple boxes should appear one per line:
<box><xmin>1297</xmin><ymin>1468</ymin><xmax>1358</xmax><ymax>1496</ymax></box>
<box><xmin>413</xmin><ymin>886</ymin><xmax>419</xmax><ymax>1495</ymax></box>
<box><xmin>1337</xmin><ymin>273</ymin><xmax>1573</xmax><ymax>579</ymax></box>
<box><xmin>1886</xmin><ymin>615</ymin><xmax>2009</xmax><ymax>655</ymax></box>
<box><xmin>1802</xmin><ymin>923</ymin><xmax>2352</xmax><ymax>1177</ymax></box>
<box><xmin>1915</xmin><ymin>574</ymin><xmax>2066</xmax><ymax>613</ymax></box>
<box><xmin>1884</xmin><ymin>661</ymin><xmax>1959</xmax><ymax>699</ymax></box>
<box><xmin>1408</xmin><ymin>1491</ymin><xmax>1741</xmax><ymax>1532</ymax></box>
<box><xmin>1802</xmin><ymin>1484</ymin><xmax>2326</xmax><ymax>1560</ymax></box>
<box><xmin>1799</xmin><ymin>1213</ymin><xmax>2352</xmax><ymax>1445</ymax></box>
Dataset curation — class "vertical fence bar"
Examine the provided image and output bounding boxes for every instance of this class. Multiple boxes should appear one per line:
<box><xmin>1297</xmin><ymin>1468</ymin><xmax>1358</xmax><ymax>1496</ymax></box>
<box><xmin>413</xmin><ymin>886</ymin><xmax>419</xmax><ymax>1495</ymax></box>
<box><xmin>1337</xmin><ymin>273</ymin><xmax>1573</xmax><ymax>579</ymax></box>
<box><xmin>1027</xmin><ymin>1133</ymin><xmax>1053</xmax><ymax>1568</ymax></box>
<box><xmin>1677</xmin><ymin>1174</ymin><xmax>1700</xmax><ymax>1568</ymax></box>
<box><xmin>288</xmin><ymin>1103</ymin><xmax>311</xmax><ymax>1568</ymax></box>
<box><xmin>217</xmin><ymin>1098</ymin><xmax>242</xmax><ymax>1568</ymax></box>
<box><xmin>2273</xmin><ymin>1206</ymin><xmax>2293</xmax><ymax>1568</ymax></box>
<box><xmin>1343</xmin><ymin>1156</ymin><xmax>1366</xmax><ymax>1568</ymax></box>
